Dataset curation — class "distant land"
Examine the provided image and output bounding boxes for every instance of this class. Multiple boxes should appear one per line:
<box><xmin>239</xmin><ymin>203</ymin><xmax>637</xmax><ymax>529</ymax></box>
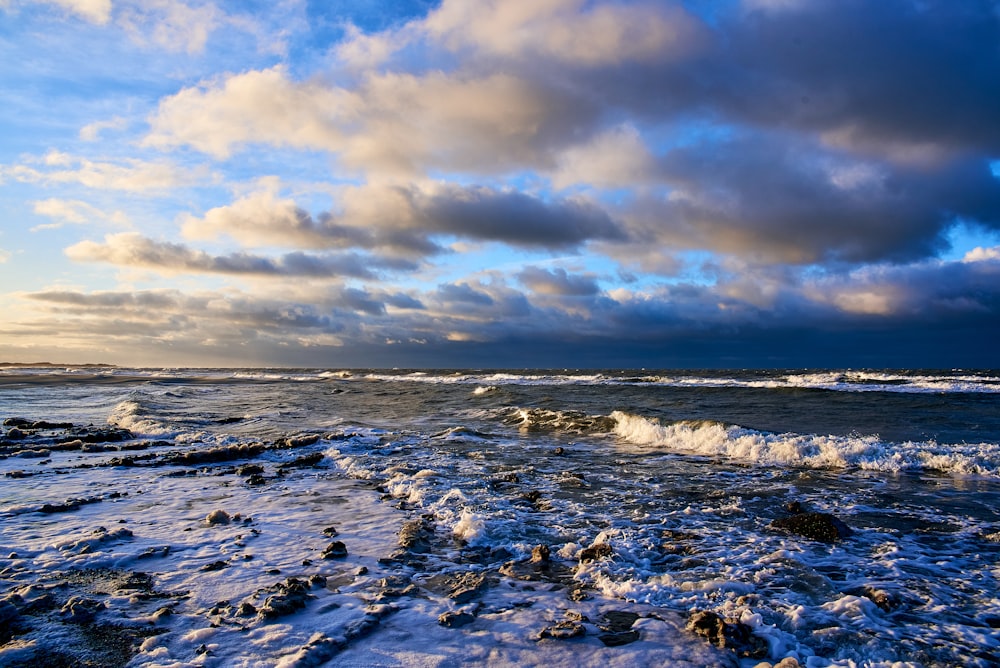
<box><xmin>0</xmin><ymin>362</ymin><xmax>117</xmax><ymax>368</ymax></box>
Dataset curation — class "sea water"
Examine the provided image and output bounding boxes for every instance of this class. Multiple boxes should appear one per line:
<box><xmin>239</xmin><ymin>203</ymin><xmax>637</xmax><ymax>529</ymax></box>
<box><xmin>0</xmin><ymin>367</ymin><xmax>998</xmax><ymax>667</ymax></box>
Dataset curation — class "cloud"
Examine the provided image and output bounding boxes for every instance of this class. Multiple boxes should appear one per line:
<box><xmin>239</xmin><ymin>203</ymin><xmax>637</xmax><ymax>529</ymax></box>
<box><xmin>65</xmin><ymin>232</ymin><xmax>417</xmax><ymax>278</ymax></box>
<box><xmin>180</xmin><ymin>189</ymin><xmax>372</xmax><ymax>250</ymax></box>
<box><xmin>36</xmin><ymin>0</ymin><xmax>111</xmax><ymax>24</ymax></box>
<box><xmin>420</xmin><ymin>0</ymin><xmax>706</xmax><ymax>67</ymax></box>
<box><xmin>618</xmin><ymin>133</ymin><xmax>1000</xmax><ymax>265</ymax></box>
<box><xmin>79</xmin><ymin>116</ymin><xmax>127</xmax><ymax>141</ymax></box>
<box><xmin>117</xmin><ymin>0</ymin><xmax>221</xmax><ymax>54</ymax></box>
<box><xmin>181</xmin><ymin>182</ymin><xmax>625</xmax><ymax>255</ymax></box>
<box><xmin>145</xmin><ymin>67</ymin><xmax>597</xmax><ymax>176</ymax></box>
<box><xmin>0</xmin><ymin>248</ymin><xmax>10</xmax><ymax>263</ymax></box>
<box><xmin>517</xmin><ymin>266</ymin><xmax>600</xmax><ymax>296</ymax></box>
<box><xmin>2</xmin><ymin>151</ymin><xmax>207</xmax><ymax>192</ymax></box>
<box><xmin>31</xmin><ymin>198</ymin><xmax>129</xmax><ymax>230</ymax></box>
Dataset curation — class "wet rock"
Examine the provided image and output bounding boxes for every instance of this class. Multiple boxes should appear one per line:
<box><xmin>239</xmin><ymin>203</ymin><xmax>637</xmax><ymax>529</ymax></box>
<box><xmin>439</xmin><ymin>610</ymin><xmax>476</xmax><ymax>627</ymax></box>
<box><xmin>205</xmin><ymin>509</ymin><xmax>231</xmax><ymax>525</ymax></box>
<box><xmin>784</xmin><ymin>500</ymin><xmax>803</xmax><ymax>514</ymax></box>
<box><xmin>579</xmin><ymin>542</ymin><xmax>613</xmax><ymax>563</ymax></box>
<box><xmin>246</xmin><ymin>473</ymin><xmax>267</xmax><ymax>486</ymax></box>
<box><xmin>422</xmin><ymin>571</ymin><xmax>489</xmax><ymax>604</ymax></box>
<box><xmin>200</xmin><ymin>560</ymin><xmax>229</xmax><ymax>572</ymax></box>
<box><xmin>321</xmin><ymin>541</ymin><xmax>348</xmax><ymax>559</ymax></box>
<box><xmin>237</xmin><ymin>602</ymin><xmax>257</xmax><ymax>616</ymax></box>
<box><xmin>237</xmin><ymin>464</ymin><xmax>264</xmax><ymax>476</ymax></box>
<box><xmin>597</xmin><ymin>611</ymin><xmax>642</xmax><ymax>646</ymax></box>
<box><xmin>322</xmin><ymin>526</ymin><xmax>339</xmax><ymax>537</ymax></box>
<box><xmin>163</xmin><ymin>443</ymin><xmax>266</xmax><ymax>466</ymax></box>
<box><xmin>258</xmin><ymin>578</ymin><xmax>314</xmax><ymax>620</ymax></box>
<box><xmin>57</xmin><ymin>426</ymin><xmax>133</xmax><ymax>444</ymax></box>
<box><xmin>6</xmin><ymin>427</ymin><xmax>24</xmax><ymax>440</ymax></box>
<box><xmin>538</xmin><ymin>620</ymin><xmax>585</xmax><ymax>640</ymax></box>
<box><xmin>771</xmin><ymin>512</ymin><xmax>853</xmax><ymax>543</ymax></box>
<box><xmin>5</xmin><ymin>470</ymin><xmax>31</xmax><ymax>478</ymax></box>
<box><xmin>847</xmin><ymin>585</ymin><xmax>902</xmax><ymax>612</ymax></box>
<box><xmin>687</xmin><ymin>610</ymin><xmax>768</xmax><ymax>659</ymax></box>
<box><xmin>397</xmin><ymin>516</ymin><xmax>435</xmax><ymax>552</ymax></box>
<box><xmin>531</xmin><ymin>544</ymin><xmax>550</xmax><ymax>563</ymax></box>
<box><xmin>281</xmin><ymin>434</ymin><xmax>321</xmax><ymax>448</ymax></box>
<box><xmin>280</xmin><ymin>452</ymin><xmax>325</xmax><ymax>469</ymax></box>
<box><xmin>60</xmin><ymin>596</ymin><xmax>105</xmax><ymax>623</ymax></box>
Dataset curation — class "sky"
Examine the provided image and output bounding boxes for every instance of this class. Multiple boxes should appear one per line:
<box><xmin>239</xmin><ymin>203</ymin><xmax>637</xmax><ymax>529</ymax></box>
<box><xmin>1</xmin><ymin>0</ymin><xmax>999</xmax><ymax>369</ymax></box>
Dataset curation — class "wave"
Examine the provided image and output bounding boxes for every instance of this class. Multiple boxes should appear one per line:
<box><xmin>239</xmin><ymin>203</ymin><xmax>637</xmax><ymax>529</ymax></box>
<box><xmin>610</xmin><ymin>411</ymin><xmax>1000</xmax><ymax>477</ymax></box>
<box><xmin>3</xmin><ymin>366</ymin><xmax>998</xmax><ymax>394</ymax></box>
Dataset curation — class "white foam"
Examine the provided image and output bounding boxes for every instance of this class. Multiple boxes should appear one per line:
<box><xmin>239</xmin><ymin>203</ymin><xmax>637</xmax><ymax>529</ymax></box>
<box><xmin>611</xmin><ymin>411</ymin><xmax>1000</xmax><ymax>476</ymax></box>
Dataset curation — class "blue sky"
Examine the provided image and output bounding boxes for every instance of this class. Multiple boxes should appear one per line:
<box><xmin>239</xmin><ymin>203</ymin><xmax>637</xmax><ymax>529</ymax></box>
<box><xmin>1</xmin><ymin>0</ymin><xmax>999</xmax><ymax>368</ymax></box>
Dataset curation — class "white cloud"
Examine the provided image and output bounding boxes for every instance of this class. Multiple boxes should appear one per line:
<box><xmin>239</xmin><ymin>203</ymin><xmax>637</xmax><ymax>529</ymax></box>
<box><xmin>117</xmin><ymin>0</ymin><xmax>221</xmax><ymax>54</ymax></box>
<box><xmin>963</xmin><ymin>245</ymin><xmax>1000</xmax><ymax>262</ymax></box>
<box><xmin>2</xmin><ymin>151</ymin><xmax>208</xmax><ymax>192</ymax></box>
<box><xmin>37</xmin><ymin>0</ymin><xmax>111</xmax><ymax>24</ymax></box>
<box><xmin>79</xmin><ymin>116</ymin><xmax>128</xmax><ymax>141</ymax></box>
<box><xmin>0</xmin><ymin>248</ymin><xmax>10</xmax><ymax>263</ymax></box>
<box><xmin>31</xmin><ymin>198</ymin><xmax>130</xmax><ymax>230</ymax></box>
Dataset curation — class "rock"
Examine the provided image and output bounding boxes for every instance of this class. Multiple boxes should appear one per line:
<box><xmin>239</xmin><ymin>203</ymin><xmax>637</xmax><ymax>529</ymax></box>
<box><xmin>579</xmin><ymin>542</ymin><xmax>613</xmax><ymax>563</ymax></box>
<box><xmin>258</xmin><ymin>578</ymin><xmax>314</xmax><ymax>619</ymax></box>
<box><xmin>784</xmin><ymin>501</ymin><xmax>803</xmax><ymax>514</ymax></box>
<box><xmin>597</xmin><ymin>610</ymin><xmax>641</xmax><ymax>646</ymax></box>
<box><xmin>6</xmin><ymin>428</ymin><xmax>24</xmax><ymax>440</ymax></box>
<box><xmin>531</xmin><ymin>544</ymin><xmax>550</xmax><ymax>563</ymax></box>
<box><xmin>281</xmin><ymin>452</ymin><xmax>324</xmax><ymax>468</ymax></box>
<box><xmin>237</xmin><ymin>464</ymin><xmax>264</xmax><ymax>476</ymax></box>
<box><xmin>322</xmin><ymin>526</ymin><xmax>339</xmax><ymax>537</ymax></box>
<box><xmin>200</xmin><ymin>560</ymin><xmax>229</xmax><ymax>572</ymax></box>
<box><xmin>687</xmin><ymin>610</ymin><xmax>768</xmax><ymax>659</ymax></box>
<box><xmin>237</xmin><ymin>602</ymin><xmax>257</xmax><ymax>616</ymax></box>
<box><xmin>770</xmin><ymin>512</ymin><xmax>853</xmax><ymax>543</ymax></box>
<box><xmin>538</xmin><ymin>620</ymin><xmax>585</xmax><ymax>640</ymax></box>
<box><xmin>205</xmin><ymin>509</ymin><xmax>231</xmax><ymax>525</ymax></box>
<box><xmin>60</xmin><ymin>596</ymin><xmax>104</xmax><ymax>623</ymax></box>
<box><xmin>439</xmin><ymin>610</ymin><xmax>476</xmax><ymax>627</ymax></box>
<box><xmin>283</xmin><ymin>434</ymin><xmax>321</xmax><ymax>448</ymax></box>
<box><xmin>321</xmin><ymin>541</ymin><xmax>348</xmax><ymax>559</ymax></box>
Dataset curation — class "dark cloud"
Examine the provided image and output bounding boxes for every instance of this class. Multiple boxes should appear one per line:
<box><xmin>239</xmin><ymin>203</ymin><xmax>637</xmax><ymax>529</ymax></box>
<box><xmin>628</xmin><ymin>134</ymin><xmax>1000</xmax><ymax>264</ymax></box>
<box><xmin>411</xmin><ymin>185</ymin><xmax>626</xmax><ymax>249</ymax></box>
<box><xmin>66</xmin><ymin>233</ymin><xmax>417</xmax><ymax>279</ymax></box>
<box><xmin>517</xmin><ymin>266</ymin><xmax>600</xmax><ymax>296</ymax></box>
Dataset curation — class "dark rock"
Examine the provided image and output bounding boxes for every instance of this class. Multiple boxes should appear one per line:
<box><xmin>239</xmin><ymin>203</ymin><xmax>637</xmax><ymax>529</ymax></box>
<box><xmin>599</xmin><ymin>630</ymin><xmax>640</xmax><ymax>646</ymax></box>
<box><xmin>531</xmin><ymin>544</ymin><xmax>550</xmax><ymax>563</ymax></box>
<box><xmin>686</xmin><ymin>610</ymin><xmax>768</xmax><ymax>659</ymax></box>
<box><xmin>538</xmin><ymin>621</ymin><xmax>585</xmax><ymax>640</ymax></box>
<box><xmin>237</xmin><ymin>602</ymin><xmax>257</xmax><ymax>616</ymax></box>
<box><xmin>200</xmin><ymin>560</ymin><xmax>229</xmax><ymax>572</ymax></box>
<box><xmin>258</xmin><ymin>578</ymin><xmax>314</xmax><ymax>619</ymax></box>
<box><xmin>280</xmin><ymin>452</ymin><xmax>324</xmax><ymax>469</ymax></box>
<box><xmin>237</xmin><ymin>464</ymin><xmax>264</xmax><ymax>476</ymax></box>
<box><xmin>579</xmin><ymin>543</ymin><xmax>613</xmax><ymax>563</ymax></box>
<box><xmin>246</xmin><ymin>474</ymin><xmax>267</xmax><ymax>486</ymax></box>
<box><xmin>322</xmin><ymin>526</ymin><xmax>339</xmax><ymax>537</ymax></box>
<box><xmin>771</xmin><ymin>512</ymin><xmax>853</xmax><ymax>543</ymax></box>
<box><xmin>60</xmin><ymin>596</ymin><xmax>104</xmax><ymax>623</ymax></box>
<box><xmin>784</xmin><ymin>500</ymin><xmax>803</xmax><ymax>514</ymax></box>
<box><xmin>321</xmin><ymin>541</ymin><xmax>348</xmax><ymax>559</ymax></box>
<box><xmin>6</xmin><ymin>428</ymin><xmax>24</xmax><ymax>440</ymax></box>
<box><xmin>163</xmin><ymin>443</ymin><xmax>266</xmax><ymax>466</ymax></box>
<box><xmin>439</xmin><ymin>610</ymin><xmax>476</xmax><ymax>627</ymax></box>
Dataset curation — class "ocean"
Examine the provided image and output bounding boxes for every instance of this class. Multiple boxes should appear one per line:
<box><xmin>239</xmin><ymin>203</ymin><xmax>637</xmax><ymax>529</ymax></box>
<box><xmin>1</xmin><ymin>367</ymin><xmax>999</xmax><ymax>667</ymax></box>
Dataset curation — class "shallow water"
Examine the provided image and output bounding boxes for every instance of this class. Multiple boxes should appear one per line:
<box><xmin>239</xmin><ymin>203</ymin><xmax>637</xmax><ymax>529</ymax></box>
<box><xmin>1</xmin><ymin>367</ymin><xmax>999</xmax><ymax>666</ymax></box>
